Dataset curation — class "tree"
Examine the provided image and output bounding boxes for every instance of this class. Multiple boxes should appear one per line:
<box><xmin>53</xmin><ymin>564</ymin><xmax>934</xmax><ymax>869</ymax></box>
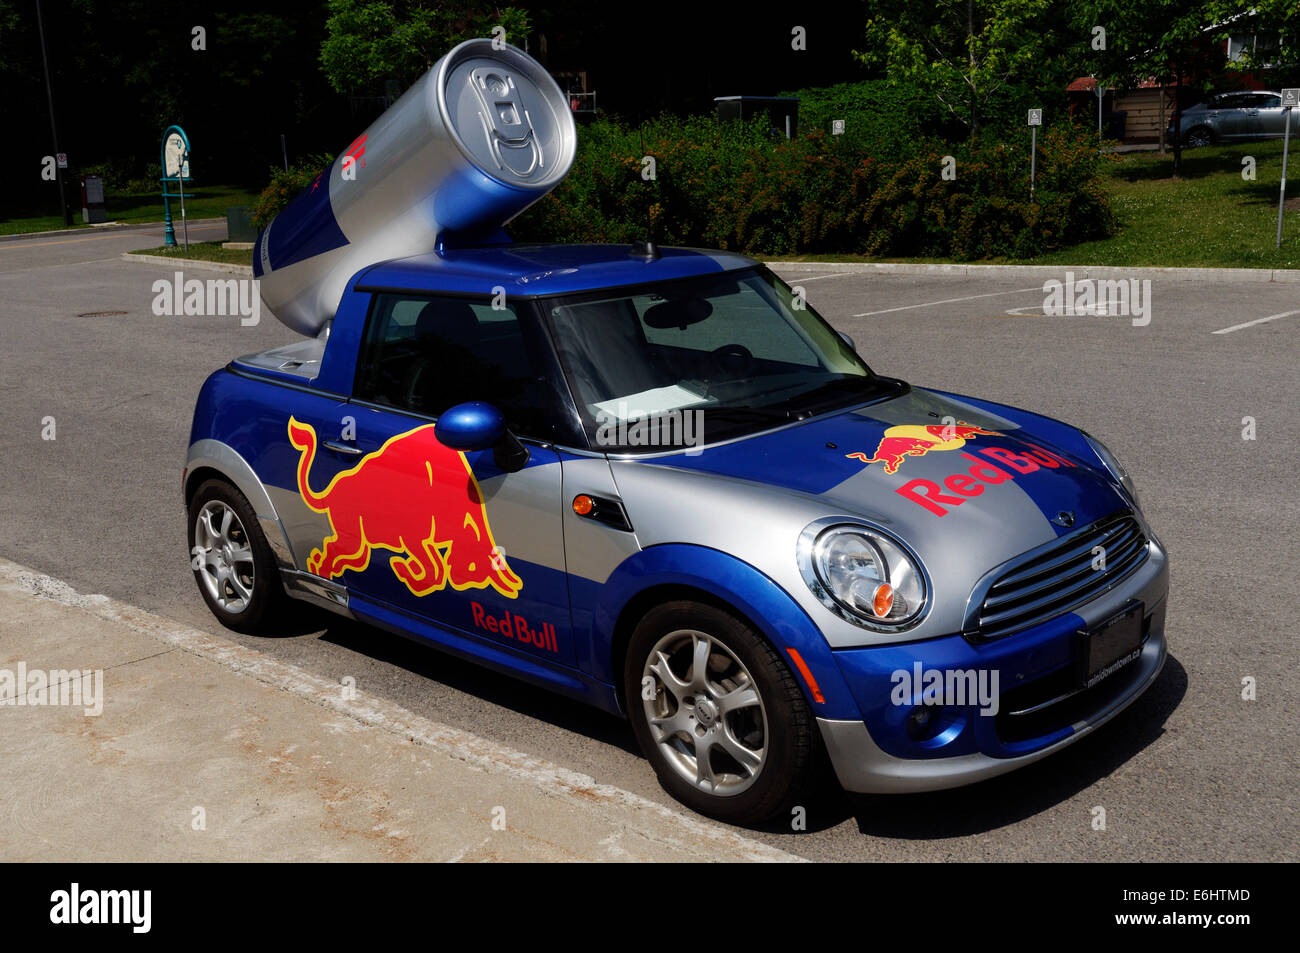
<box><xmin>320</xmin><ymin>0</ymin><xmax>530</xmax><ymax>96</ymax></box>
<box><xmin>1069</xmin><ymin>1</ymin><xmax>1231</xmax><ymax>177</ymax></box>
<box><xmin>856</xmin><ymin>0</ymin><xmax>1062</xmax><ymax>140</ymax></box>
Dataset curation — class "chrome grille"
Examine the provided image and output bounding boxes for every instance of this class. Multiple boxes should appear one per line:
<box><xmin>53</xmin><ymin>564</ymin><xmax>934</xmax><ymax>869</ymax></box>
<box><xmin>968</xmin><ymin>513</ymin><xmax>1149</xmax><ymax>641</ymax></box>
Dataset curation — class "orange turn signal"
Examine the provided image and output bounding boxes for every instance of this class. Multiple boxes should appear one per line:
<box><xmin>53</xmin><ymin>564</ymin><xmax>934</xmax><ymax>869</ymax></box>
<box><xmin>572</xmin><ymin>494</ymin><xmax>595</xmax><ymax>516</ymax></box>
<box><xmin>872</xmin><ymin>583</ymin><xmax>894</xmax><ymax>619</ymax></box>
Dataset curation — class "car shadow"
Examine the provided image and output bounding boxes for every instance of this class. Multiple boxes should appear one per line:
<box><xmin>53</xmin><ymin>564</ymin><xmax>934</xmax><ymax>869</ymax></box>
<box><xmin>287</xmin><ymin>613</ymin><xmax>1187</xmax><ymax>839</ymax></box>
<box><xmin>752</xmin><ymin>654</ymin><xmax>1188</xmax><ymax>837</ymax></box>
<box><xmin>314</xmin><ymin>616</ymin><xmax>642</xmax><ymax>757</ymax></box>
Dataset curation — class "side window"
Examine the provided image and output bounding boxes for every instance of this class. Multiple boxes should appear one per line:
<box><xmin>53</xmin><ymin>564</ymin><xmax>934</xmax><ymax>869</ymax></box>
<box><xmin>634</xmin><ymin>279</ymin><xmax>820</xmax><ymax>366</ymax></box>
<box><xmin>1260</xmin><ymin>94</ymin><xmax>1281</xmax><ymax>108</ymax></box>
<box><xmin>354</xmin><ymin>294</ymin><xmax>550</xmax><ymax>438</ymax></box>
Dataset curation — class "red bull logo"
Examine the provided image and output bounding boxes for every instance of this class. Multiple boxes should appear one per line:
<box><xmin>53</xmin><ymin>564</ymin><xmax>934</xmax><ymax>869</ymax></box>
<box><xmin>286</xmin><ymin>418</ymin><xmax>523</xmax><ymax>599</ymax></box>
<box><xmin>848</xmin><ymin>423</ymin><xmax>1000</xmax><ymax>474</ymax></box>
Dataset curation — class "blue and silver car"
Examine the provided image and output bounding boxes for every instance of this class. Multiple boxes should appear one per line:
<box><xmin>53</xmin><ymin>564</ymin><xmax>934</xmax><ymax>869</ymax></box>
<box><xmin>185</xmin><ymin>242</ymin><xmax>1169</xmax><ymax>824</ymax></box>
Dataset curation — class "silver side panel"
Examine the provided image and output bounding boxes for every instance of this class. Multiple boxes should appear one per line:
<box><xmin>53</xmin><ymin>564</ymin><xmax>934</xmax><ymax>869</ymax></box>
<box><xmin>560</xmin><ymin>457</ymin><xmax>641</xmax><ymax>583</ymax></box>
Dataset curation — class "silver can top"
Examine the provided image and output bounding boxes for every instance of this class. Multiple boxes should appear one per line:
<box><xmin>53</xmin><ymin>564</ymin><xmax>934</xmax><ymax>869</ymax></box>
<box><xmin>437</xmin><ymin>39</ymin><xmax>576</xmax><ymax>191</ymax></box>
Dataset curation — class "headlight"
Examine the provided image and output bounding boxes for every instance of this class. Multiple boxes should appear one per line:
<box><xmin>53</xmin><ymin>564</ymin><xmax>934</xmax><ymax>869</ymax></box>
<box><xmin>797</xmin><ymin>519</ymin><xmax>928</xmax><ymax>631</ymax></box>
<box><xmin>1083</xmin><ymin>432</ymin><xmax>1140</xmax><ymax>507</ymax></box>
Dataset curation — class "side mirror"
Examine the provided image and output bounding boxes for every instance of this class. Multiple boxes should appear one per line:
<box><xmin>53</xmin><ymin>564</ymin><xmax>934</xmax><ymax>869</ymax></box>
<box><xmin>435</xmin><ymin>402</ymin><xmax>530</xmax><ymax>473</ymax></box>
<box><xmin>838</xmin><ymin>330</ymin><xmax>857</xmax><ymax>352</ymax></box>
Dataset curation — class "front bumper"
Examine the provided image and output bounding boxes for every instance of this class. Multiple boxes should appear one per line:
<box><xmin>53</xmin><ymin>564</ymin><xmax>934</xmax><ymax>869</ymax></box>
<box><xmin>818</xmin><ymin>537</ymin><xmax>1169</xmax><ymax>793</ymax></box>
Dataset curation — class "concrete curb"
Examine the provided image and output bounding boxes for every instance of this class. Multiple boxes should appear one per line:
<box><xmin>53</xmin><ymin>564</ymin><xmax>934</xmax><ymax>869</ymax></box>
<box><xmin>121</xmin><ymin>251</ymin><xmax>253</xmax><ymax>276</ymax></box>
<box><xmin>766</xmin><ymin>260</ymin><xmax>1300</xmax><ymax>283</ymax></box>
<box><xmin>0</xmin><ymin>557</ymin><xmax>803</xmax><ymax>863</ymax></box>
<box><xmin>1</xmin><ymin>218</ymin><xmax>226</xmax><ymax>244</ymax></box>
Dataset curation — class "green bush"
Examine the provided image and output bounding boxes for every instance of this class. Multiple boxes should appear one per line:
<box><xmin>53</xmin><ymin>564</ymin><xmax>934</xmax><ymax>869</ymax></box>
<box><xmin>779</xmin><ymin>79</ymin><xmax>950</xmax><ymax>156</ymax></box>
<box><xmin>511</xmin><ymin>115</ymin><xmax>1115</xmax><ymax>261</ymax></box>
<box><xmin>252</xmin><ymin>155</ymin><xmax>334</xmax><ymax>229</ymax></box>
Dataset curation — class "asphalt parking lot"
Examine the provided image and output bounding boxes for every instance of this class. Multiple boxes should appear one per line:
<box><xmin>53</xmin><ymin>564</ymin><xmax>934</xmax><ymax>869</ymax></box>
<box><xmin>0</xmin><ymin>228</ymin><xmax>1295</xmax><ymax>861</ymax></box>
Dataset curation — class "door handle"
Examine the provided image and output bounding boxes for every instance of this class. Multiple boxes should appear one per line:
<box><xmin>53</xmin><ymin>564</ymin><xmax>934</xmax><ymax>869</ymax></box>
<box><xmin>324</xmin><ymin>440</ymin><xmax>364</xmax><ymax>456</ymax></box>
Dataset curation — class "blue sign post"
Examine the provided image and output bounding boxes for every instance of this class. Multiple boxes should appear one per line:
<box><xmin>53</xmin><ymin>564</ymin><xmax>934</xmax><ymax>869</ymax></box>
<box><xmin>160</xmin><ymin>125</ymin><xmax>192</xmax><ymax>248</ymax></box>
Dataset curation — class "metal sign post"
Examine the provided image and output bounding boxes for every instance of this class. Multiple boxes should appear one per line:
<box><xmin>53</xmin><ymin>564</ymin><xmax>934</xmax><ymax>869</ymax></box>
<box><xmin>1094</xmin><ymin>79</ymin><xmax>1104</xmax><ymax>143</ymax></box>
<box><xmin>160</xmin><ymin>125</ymin><xmax>192</xmax><ymax>248</ymax></box>
<box><xmin>178</xmin><ymin>149</ymin><xmax>190</xmax><ymax>250</ymax></box>
<box><xmin>1028</xmin><ymin>109</ymin><xmax>1042</xmax><ymax>200</ymax></box>
<box><xmin>1277</xmin><ymin>89</ymin><xmax>1299</xmax><ymax>249</ymax></box>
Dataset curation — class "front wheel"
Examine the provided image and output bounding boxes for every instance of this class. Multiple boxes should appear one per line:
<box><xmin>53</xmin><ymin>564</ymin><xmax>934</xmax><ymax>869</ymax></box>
<box><xmin>624</xmin><ymin>600</ymin><xmax>817</xmax><ymax>825</ymax></box>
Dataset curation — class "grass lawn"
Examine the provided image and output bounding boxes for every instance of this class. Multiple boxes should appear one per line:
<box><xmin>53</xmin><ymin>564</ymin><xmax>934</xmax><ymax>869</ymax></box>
<box><xmin>772</xmin><ymin>139</ymin><xmax>1300</xmax><ymax>270</ymax></box>
<box><xmin>0</xmin><ymin>185</ymin><xmax>258</xmax><ymax>236</ymax></box>
<box><xmin>128</xmin><ymin>241</ymin><xmax>252</xmax><ymax>266</ymax></box>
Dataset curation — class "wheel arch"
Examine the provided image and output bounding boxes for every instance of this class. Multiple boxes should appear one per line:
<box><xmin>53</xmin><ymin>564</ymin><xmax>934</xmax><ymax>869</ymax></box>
<box><xmin>592</xmin><ymin>544</ymin><xmax>860</xmax><ymax>721</ymax></box>
<box><xmin>185</xmin><ymin>440</ymin><xmax>295</xmax><ymax>571</ymax></box>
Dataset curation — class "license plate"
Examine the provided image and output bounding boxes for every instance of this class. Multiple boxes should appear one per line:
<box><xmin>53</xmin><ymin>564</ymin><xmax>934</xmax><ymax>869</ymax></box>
<box><xmin>1078</xmin><ymin>603</ymin><xmax>1144</xmax><ymax>688</ymax></box>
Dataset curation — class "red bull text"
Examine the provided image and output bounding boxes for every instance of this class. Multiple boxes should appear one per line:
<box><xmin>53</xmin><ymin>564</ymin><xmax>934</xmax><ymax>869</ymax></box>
<box><xmin>897</xmin><ymin>445</ymin><xmax>1077</xmax><ymax>516</ymax></box>
<box><xmin>470</xmin><ymin>602</ymin><xmax>558</xmax><ymax>654</ymax></box>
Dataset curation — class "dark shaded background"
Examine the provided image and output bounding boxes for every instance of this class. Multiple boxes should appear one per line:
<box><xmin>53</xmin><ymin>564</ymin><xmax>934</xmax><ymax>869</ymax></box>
<box><xmin>2</xmin><ymin>0</ymin><xmax>866</xmax><ymax>217</ymax></box>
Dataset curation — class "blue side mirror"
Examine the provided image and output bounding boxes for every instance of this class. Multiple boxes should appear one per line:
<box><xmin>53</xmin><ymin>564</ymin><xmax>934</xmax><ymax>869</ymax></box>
<box><xmin>435</xmin><ymin>402</ymin><xmax>530</xmax><ymax>472</ymax></box>
<box><xmin>435</xmin><ymin>402</ymin><xmax>506</xmax><ymax>451</ymax></box>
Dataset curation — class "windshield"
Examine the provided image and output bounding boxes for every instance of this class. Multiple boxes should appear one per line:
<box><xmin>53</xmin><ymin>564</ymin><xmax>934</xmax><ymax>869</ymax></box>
<box><xmin>541</xmin><ymin>267</ymin><xmax>899</xmax><ymax>453</ymax></box>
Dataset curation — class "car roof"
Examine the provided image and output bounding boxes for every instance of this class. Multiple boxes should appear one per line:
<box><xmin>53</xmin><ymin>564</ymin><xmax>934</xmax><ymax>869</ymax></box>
<box><xmin>354</xmin><ymin>243</ymin><xmax>759</xmax><ymax>298</ymax></box>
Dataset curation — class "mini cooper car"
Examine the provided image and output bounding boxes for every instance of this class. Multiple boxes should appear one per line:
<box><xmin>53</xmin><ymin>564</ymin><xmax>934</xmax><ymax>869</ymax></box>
<box><xmin>185</xmin><ymin>243</ymin><xmax>1169</xmax><ymax>824</ymax></box>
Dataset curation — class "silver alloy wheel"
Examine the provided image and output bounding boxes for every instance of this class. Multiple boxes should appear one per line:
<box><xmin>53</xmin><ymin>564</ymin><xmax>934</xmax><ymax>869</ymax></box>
<box><xmin>642</xmin><ymin>628</ymin><xmax>768</xmax><ymax>796</ymax></box>
<box><xmin>193</xmin><ymin>500</ymin><xmax>256</xmax><ymax>614</ymax></box>
<box><xmin>1188</xmin><ymin>128</ymin><xmax>1211</xmax><ymax>148</ymax></box>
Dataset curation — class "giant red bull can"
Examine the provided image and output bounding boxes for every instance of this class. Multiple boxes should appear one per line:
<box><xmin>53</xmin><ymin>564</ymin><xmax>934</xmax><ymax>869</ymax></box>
<box><xmin>255</xmin><ymin>38</ymin><xmax>576</xmax><ymax>336</ymax></box>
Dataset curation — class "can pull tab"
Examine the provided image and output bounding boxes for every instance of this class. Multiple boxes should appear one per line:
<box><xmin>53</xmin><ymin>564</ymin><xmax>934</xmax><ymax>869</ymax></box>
<box><xmin>469</xmin><ymin>68</ymin><xmax>543</xmax><ymax>179</ymax></box>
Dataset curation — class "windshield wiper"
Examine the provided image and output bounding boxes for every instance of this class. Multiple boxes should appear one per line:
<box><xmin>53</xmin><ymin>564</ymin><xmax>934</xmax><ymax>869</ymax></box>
<box><xmin>703</xmin><ymin>404</ymin><xmax>796</xmax><ymax>425</ymax></box>
<box><xmin>785</xmin><ymin>376</ymin><xmax>896</xmax><ymax>416</ymax></box>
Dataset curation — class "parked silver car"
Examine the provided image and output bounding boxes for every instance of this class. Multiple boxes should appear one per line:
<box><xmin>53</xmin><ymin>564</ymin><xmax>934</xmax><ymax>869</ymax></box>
<box><xmin>1170</xmin><ymin>90</ymin><xmax>1294</xmax><ymax>147</ymax></box>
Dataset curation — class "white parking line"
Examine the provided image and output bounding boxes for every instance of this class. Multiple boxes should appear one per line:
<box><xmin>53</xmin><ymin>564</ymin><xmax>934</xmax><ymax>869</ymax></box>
<box><xmin>787</xmin><ymin>272</ymin><xmax>857</xmax><ymax>282</ymax></box>
<box><xmin>1211</xmin><ymin>309</ymin><xmax>1300</xmax><ymax>334</ymax></box>
<box><xmin>853</xmin><ymin>287</ymin><xmax>1044</xmax><ymax>317</ymax></box>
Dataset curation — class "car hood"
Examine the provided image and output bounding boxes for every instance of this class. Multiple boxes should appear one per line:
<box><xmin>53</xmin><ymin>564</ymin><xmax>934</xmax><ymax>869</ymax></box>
<box><xmin>608</xmin><ymin>386</ymin><xmax>1133</xmax><ymax>644</ymax></box>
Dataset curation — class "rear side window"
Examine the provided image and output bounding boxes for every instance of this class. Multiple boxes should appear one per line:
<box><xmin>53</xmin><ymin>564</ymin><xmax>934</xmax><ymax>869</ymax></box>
<box><xmin>353</xmin><ymin>294</ymin><xmax>551</xmax><ymax>438</ymax></box>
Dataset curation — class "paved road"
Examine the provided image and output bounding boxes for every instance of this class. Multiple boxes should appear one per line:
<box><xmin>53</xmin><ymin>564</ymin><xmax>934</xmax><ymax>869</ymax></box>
<box><xmin>1</xmin><ymin>232</ymin><xmax>1295</xmax><ymax>861</ymax></box>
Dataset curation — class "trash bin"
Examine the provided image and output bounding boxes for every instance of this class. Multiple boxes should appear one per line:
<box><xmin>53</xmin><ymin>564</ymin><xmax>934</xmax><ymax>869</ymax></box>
<box><xmin>80</xmin><ymin>174</ymin><xmax>106</xmax><ymax>224</ymax></box>
<box><xmin>225</xmin><ymin>205</ymin><xmax>256</xmax><ymax>243</ymax></box>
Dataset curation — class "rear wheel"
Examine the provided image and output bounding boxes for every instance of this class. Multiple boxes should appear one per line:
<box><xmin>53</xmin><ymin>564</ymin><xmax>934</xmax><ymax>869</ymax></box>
<box><xmin>1186</xmin><ymin>126</ymin><xmax>1213</xmax><ymax>148</ymax></box>
<box><xmin>624</xmin><ymin>600</ymin><xmax>817</xmax><ymax>825</ymax></box>
<box><xmin>187</xmin><ymin>479</ymin><xmax>288</xmax><ymax>634</ymax></box>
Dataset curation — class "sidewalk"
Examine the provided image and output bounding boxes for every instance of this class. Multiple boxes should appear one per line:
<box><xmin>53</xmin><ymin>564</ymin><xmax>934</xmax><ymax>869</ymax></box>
<box><xmin>0</xmin><ymin>559</ymin><xmax>799</xmax><ymax>863</ymax></box>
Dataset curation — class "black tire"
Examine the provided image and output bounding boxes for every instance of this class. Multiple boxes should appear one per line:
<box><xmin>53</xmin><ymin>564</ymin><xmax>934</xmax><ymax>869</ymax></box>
<box><xmin>187</xmin><ymin>479</ymin><xmax>289</xmax><ymax>634</ymax></box>
<box><xmin>1186</xmin><ymin>126</ymin><xmax>1213</xmax><ymax>148</ymax></box>
<box><xmin>624</xmin><ymin>600</ymin><xmax>817</xmax><ymax>825</ymax></box>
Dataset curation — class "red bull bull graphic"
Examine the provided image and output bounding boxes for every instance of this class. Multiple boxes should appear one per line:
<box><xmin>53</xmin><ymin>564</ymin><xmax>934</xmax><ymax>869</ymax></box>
<box><xmin>847</xmin><ymin>423</ymin><xmax>1001</xmax><ymax>474</ymax></box>
<box><xmin>286</xmin><ymin>418</ymin><xmax>523</xmax><ymax>598</ymax></box>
